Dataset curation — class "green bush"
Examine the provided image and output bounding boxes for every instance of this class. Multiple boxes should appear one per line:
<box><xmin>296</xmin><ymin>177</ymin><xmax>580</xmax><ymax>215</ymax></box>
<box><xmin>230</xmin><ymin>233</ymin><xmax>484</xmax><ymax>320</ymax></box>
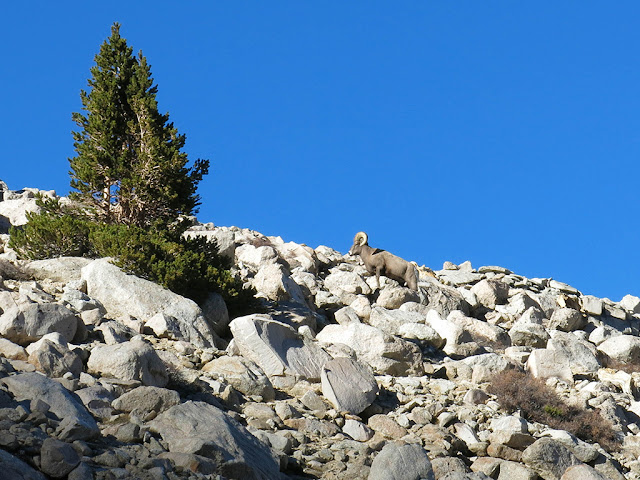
<box><xmin>9</xmin><ymin>197</ymin><xmax>95</xmax><ymax>259</ymax></box>
<box><xmin>9</xmin><ymin>203</ymin><xmax>260</xmax><ymax>317</ymax></box>
<box><xmin>90</xmin><ymin>224</ymin><xmax>259</xmax><ymax>315</ymax></box>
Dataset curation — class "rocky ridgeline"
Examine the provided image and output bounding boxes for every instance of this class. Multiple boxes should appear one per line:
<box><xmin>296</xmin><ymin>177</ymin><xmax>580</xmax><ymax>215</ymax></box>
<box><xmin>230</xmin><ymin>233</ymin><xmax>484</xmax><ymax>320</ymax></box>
<box><xmin>1</xmin><ymin>183</ymin><xmax>640</xmax><ymax>479</ymax></box>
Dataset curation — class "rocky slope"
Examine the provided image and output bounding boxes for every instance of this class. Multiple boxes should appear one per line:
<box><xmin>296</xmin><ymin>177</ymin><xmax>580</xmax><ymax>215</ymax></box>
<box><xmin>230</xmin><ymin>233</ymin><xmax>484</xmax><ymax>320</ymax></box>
<box><xmin>1</xmin><ymin>181</ymin><xmax>640</xmax><ymax>479</ymax></box>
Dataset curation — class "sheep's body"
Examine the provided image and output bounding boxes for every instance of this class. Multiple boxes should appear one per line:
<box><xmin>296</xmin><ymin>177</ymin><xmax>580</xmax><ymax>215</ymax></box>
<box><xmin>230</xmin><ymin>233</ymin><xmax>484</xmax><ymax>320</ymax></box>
<box><xmin>349</xmin><ymin>232</ymin><xmax>418</xmax><ymax>291</ymax></box>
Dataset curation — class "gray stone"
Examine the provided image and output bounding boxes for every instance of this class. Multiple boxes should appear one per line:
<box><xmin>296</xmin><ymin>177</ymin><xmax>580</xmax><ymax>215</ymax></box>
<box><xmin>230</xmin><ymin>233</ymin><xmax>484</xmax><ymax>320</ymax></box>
<box><xmin>431</xmin><ymin>456</ymin><xmax>471</xmax><ymax>478</ymax></box>
<box><xmin>496</xmin><ymin>461</ymin><xmax>537</xmax><ymax>480</ymax></box>
<box><xmin>2</xmin><ymin>372</ymin><xmax>99</xmax><ymax>441</ymax></box>
<box><xmin>0</xmin><ymin>303</ymin><xmax>78</xmax><ymax>346</ymax></box>
<box><xmin>397</xmin><ymin>322</ymin><xmax>444</xmax><ymax>348</ymax></box>
<box><xmin>526</xmin><ymin>348</ymin><xmax>574</xmax><ymax>384</ymax></box>
<box><xmin>368</xmin><ymin>442</ymin><xmax>435</xmax><ymax>480</ymax></box>
<box><xmin>560</xmin><ymin>464</ymin><xmax>608</xmax><ymax>480</ymax></box>
<box><xmin>230</xmin><ymin>314</ymin><xmax>331</xmax><ymax>381</ymax></box>
<box><xmin>376</xmin><ymin>286</ymin><xmax>420</xmax><ymax>310</ymax></box>
<box><xmin>200</xmin><ymin>292</ymin><xmax>230</xmax><ymax>336</ymax></box>
<box><xmin>324</xmin><ymin>269</ymin><xmax>372</xmax><ymax>299</ymax></box>
<box><xmin>87</xmin><ymin>336</ymin><xmax>168</xmax><ymax>387</ymax></box>
<box><xmin>82</xmin><ymin>258</ymin><xmax>220</xmax><ymax>348</ymax></box>
<box><xmin>274</xmin><ymin>241</ymin><xmax>319</xmax><ymax>273</ymax></box>
<box><xmin>368</xmin><ymin>307</ymin><xmax>425</xmax><ymax>336</ymax></box>
<box><xmin>598</xmin><ymin>334</ymin><xmax>640</xmax><ymax>364</ymax></box>
<box><xmin>74</xmin><ymin>385</ymin><xmax>115</xmax><ymax>420</ymax></box>
<box><xmin>509</xmin><ymin>321</ymin><xmax>550</xmax><ymax>348</ymax></box>
<box><xmin>253</xmin><ymin>263</ymin><xmax>307</xmax><ymax>304</ymax></box>
<box><xmin>448</xmin><ymin>310</ymin><xmax>510</xmax><ymax>346</ymax></box>
<box><xmin>321</xmin><ymin>357</ymin><xmax>378</xmax><ymax>414</ymax></box>
<box><xmin>184</xmin><ymin>227</ymin><xmax>236</xmax><ymax>261</ymax></box>
<box><xmin>548</xmin><ymin>331</ymin><xmax>600</xmax><ymax>375</ymax></box>
<box><xmin>419</xmin><ymin>277</ymin><xmax>469</xmax><ymax>317</ymax></box>
<box><xmin>202</xmin><ymin>355</ymin><xmax>275</xmax><ymax>401</ymax></box>
<box><xmin>150</xmin><ymin>400</ymin><xmax>283</xmax><ymax>480</ymax></box>
<box><xmin>40</xmin><ymin>437</ymin><xmax>81</xmax><ymax>478</ymax></box>
<box><xmin>0</xmin><ymin>448</ymin><xmax>47</xmax><ymax>479</ymax></box>
<box><xmin>522</xmin><ymin>438</ymin><xmax>582</xmax><ymax>480</ymax></box>
<box><xmin>0</xmin><ymin>338</ymin><xmax>27</xmax><ymax>360</ymax></box>
<box><xmin>235</xmin><ymin>244</ymin><xmax>279</xmax><ymax>268</ymax></box>
<box><xmin>580</xmin><ymin>296</ymin><xmax>603</xmax><ymax>316</ymax></box>
<box><xmin>548</xmin><ymin>308</ymin><xmax>586</xmax><ymax>332</ymax></box>
<box><xmin>343</xmin><ymin>418</ymin><xmax>374</xmax><ymax>441</ymax></box>
<box><xmin>26</xmin><ymin>257</ymin><xmax>92</xmax><ymax>283</ymax></box>
<box><xmin>620</xmin><ymin>294</ymin><xmax>640</xmax><ymax>314</ymax></box>
<box><xmin>437</xmin><ymin>269</ymin><xmax>483</xmax><ymax>286</ymax></box>
<box><xmin>334</xmin><ymin>306</ymin><xmax>362</xmax><ymax>325</ymax></box>
<box><xmin>471</xmin><ymin>279</ymin><xmax>509</xmax><ymax>309</ymax></box>
<box><xmin>112</xmin><ymin>385</ymin><xmax>180</xmax><ymax>416</ymax></box>
<box><xmin>316</xmin><ymin>322</ymin><xmax>423</xmax><ymax>376</ymax></box>
<box><xmin>28</xmin><ymin>339</ymin><xmax>83</xmax><ymax>378</ymax></box>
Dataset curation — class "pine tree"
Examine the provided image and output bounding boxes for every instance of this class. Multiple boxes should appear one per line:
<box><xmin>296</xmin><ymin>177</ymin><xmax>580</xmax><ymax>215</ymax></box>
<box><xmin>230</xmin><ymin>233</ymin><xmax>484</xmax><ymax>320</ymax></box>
<box><xmin>69</xmin><ymin>23</ymin><xmax>209</xmax><ymax>228</ymax></box>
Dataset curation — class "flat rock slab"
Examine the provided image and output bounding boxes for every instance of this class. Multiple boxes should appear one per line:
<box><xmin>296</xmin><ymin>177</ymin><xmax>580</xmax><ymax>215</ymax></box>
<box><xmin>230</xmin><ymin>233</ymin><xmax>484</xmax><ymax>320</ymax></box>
<box><xmin>26</xmin><ymin>257</ymin><xmax>92</xmax><ymax>283</ymax></box>
<box><xmin>229</xmin><ymin>314</ymin><xmax>331</xmax><ymax>381</ymax></box>
<box><xmin>321</xmin><ymin>357</ymin><xmax>378</xmax><ymax>414</ymax></box>
<box><xmin>2</xmin><ymin>372</ymin><xmax>99</xmax><ymax>441</ymax></box>
<box><xmin>150</xmin><ymin>400</ymin><xmax>283</xmax><ymax>480</ymax></box>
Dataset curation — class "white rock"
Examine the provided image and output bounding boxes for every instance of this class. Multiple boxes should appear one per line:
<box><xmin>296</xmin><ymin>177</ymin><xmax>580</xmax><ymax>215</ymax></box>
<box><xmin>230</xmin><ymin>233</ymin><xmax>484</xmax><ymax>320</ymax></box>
<box><xmin>229</xmin><ymin>314</ymin><xmax>331</xmax><ymax>381</ymax></box>
<box><xmin>202</xmin><ymin>355</ymin><xmax>275</xmax><ymax>401</ymax></box>
<box><xmin>509</xmin><ymin>321</ymin><xmax>549</xmax><ymax>348</ymax></box>
<box><xmin>598</xmin><ymin>334</ymin><xmax>640</xmax><ymax>364</ymax></box>
<box><xmin>323</xmin><ymin>269</ymin><xmax>372</xmax><ymax>299</ymax></box>
<box><xmin>0</xmin><ymin>303</ymin><xmax>78</xmax><ymax>346</ymax></box>
<box><xmin>424</xmin><ymin>309</ymin><xmax>469</xmax><ymax>355</ymax></box>
<box><xmin>274</xmin><ymin>241</ymin><xmax>318</xmax><ymax>273</ymax></box>
<box><xmin>580</xmin><ymin>295</ymin><xmax>603</xmax><ymax>316</ymax></box>
<box><xmin>316</xmin><ymin>322</ymin><xmax>423</xmax><ymax>376</ymax></box>
<box><xmin>620</xmin><ymin>294</ymin><xmax>640</xmax><ymax>314</ymax></box>
<box><xmin>235</xmin><ymin>244</ymin><xmax>279</xmax><ymax>268</ymax></box>
<box><xmin>526</xmin><ymin>348</ymin><xmax>574</xmax><ymax>384</ymax></box>
<box><xmin>82</xmin><ymin>259</ymin><xmax>220</xmax><ymax>348</ymax></box>
<box><xmin>471</xmin><ymin>279</ymin><xmax>509</xmax><ymax>309</ymax></box>
<box><xmin>87</xmin><ymin>336</ymin><xmax>168</xmax><ymax>387</ymax></box>
<box><xmin>253</xmin><ymin>263</ymin><xmax>307</xmax><ymax>304</ymax></box>
<box><xmin>26</xmin><ymin>257</ymin><xmax>92</xmax><ymax>283</ymax></box>
<box><xmin>547</xmin><ymin>308</ymin><xmax>586</xmax><ymax>332</ymax></box>
<box><xmin>342</xmin><ymin>418</ymin><xmax>373</xmax><ymax>441</ymax></box>
<box><xmin>548</xmin><ymin>331</ymin><xmax>600</xmax><ymax>375</ymax></box>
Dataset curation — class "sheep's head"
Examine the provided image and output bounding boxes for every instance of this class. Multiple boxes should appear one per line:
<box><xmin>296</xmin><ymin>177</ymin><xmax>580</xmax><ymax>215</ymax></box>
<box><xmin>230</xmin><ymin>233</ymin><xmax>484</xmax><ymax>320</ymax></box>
<box><xmin>349</xmin><ymin>231</ymin><xmax>368</xmax><ymax>255</ymax></box>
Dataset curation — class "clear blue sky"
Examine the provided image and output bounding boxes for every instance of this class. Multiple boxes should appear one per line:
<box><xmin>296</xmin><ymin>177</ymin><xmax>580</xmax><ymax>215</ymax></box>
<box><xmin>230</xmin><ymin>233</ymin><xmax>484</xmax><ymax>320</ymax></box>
<box><xmin>2</xmin><ymin>2</ymin><xmax>639</xmax><ymax>301</ymax></box>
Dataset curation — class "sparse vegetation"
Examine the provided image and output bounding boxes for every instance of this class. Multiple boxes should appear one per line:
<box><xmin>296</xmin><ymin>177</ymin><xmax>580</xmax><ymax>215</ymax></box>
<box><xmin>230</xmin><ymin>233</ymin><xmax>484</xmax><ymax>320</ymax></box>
<box><xmin>488</xmin><ymin>369</ymin><xmax>620</xmax><ymax>452</ymax></box>
<box><xmin>8</xmin><ymin>24</ymin><xmax>261</xmax><ymax>318</ymax></box>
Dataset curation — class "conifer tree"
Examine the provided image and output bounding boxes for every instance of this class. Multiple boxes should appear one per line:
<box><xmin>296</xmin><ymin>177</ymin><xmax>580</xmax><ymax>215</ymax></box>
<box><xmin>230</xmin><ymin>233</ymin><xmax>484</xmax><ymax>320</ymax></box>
<box><xmin>69</xmin><ymin>23</ymin><xmax>209</xmax><ymax>228</ymax></box>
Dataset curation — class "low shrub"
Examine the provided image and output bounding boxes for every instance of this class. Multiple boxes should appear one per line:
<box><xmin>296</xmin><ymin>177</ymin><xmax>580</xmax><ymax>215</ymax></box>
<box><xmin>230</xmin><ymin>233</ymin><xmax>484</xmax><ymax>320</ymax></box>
<box><xmin>9</xmin><ymin>197</ymin><xmax>95</xmax><ymax>259</ymax></box>
<box><xmin>488</xmin><ymin>369</ymin><xmax>620</xmax><ymax>452</ymax></box>
<box><xmin>9</xmin><ymin>198</ymin><xmax>260</xmax><ymax>317</ymax></box>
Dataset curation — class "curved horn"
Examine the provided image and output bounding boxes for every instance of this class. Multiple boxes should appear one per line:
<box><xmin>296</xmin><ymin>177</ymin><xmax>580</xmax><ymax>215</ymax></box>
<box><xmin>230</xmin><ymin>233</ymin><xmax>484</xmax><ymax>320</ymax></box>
<box><xmin>354</xmin><ymin>231</ymin><xmax>368</xmax><ymax>246</ymax></box>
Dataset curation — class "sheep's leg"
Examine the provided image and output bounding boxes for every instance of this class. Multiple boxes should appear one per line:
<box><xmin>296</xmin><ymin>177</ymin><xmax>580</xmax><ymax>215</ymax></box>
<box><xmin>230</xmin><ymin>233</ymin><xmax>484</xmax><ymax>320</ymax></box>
<box><xmin>375</xmin><ymin>268</ymin><xmax>382</xmax><ymax>290</ymax></box>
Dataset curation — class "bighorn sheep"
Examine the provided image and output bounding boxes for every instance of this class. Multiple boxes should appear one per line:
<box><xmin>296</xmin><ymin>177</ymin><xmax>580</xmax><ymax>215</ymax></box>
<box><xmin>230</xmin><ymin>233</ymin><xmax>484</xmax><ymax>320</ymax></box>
<box><xmin>349</xmin><ymin>232</ymin><xmax>419</xmax><ymax>291</ymax></box>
